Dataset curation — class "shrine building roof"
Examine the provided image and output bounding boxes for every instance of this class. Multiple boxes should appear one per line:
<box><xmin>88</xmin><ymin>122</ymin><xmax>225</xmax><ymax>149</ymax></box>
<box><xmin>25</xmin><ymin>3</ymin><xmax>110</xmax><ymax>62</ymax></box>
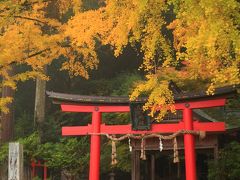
<box><xmin>46</xmin><ymin>85</ymin><xmax>239</xmax><ymax>105</ymax></box>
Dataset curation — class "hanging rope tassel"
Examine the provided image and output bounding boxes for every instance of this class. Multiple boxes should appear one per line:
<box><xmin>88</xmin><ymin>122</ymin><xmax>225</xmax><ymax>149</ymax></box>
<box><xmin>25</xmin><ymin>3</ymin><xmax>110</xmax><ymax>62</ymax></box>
<box><xmin>199</xmin><ymin>131</ymin><xmax>206</xmax><ymax>140</ymax></box>
<box><xmin>111</xmin><ymin>140</ymin><xmax>117</xmax><ymax>165</ymax></box>
<box><xmin>128</xmin><ymin>137</ymin><xmax>132</xmax><ymax>152</ymax></box>
<box><xmin>159</xmin><ymin>137</ymin><xmax>163</xmax><ymax>152</ymax></box>
<box><xmin>173</xmin><ymin>137</ymin><xmax>179</xmax><ymax>163</ymax></box>
<box><xmin>140</xmin><ymin>138</ymin><xmax>146</xmax><ymax>160</ymax></box>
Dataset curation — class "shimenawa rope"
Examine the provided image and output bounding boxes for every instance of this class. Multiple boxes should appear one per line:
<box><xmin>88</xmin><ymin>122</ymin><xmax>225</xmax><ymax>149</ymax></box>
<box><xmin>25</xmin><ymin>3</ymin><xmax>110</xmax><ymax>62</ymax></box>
<box><xmin>90</xmin><ymin>130</ymin><xmax>205</xmax><ymax>166</ymax></box>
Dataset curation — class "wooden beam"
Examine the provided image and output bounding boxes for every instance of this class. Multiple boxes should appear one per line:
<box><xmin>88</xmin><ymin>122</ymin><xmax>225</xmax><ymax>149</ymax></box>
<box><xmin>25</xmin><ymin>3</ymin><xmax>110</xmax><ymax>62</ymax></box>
<box><xmin>193</xmin><ymin>121</ymin><xmax>225</xmax><ymax>131</ymax></box>
<box><xmin>62</xmin><ymin>124</ymin><xmax>92</xmax><ymax>136</ymax></box>
<box><xmin>131</xmin><ymin>150</ymin><xmax>140</xmax><ymax>180</ymax></box>
<box><xmin>62</xmin><ymin>122</ymin><xmax>225</xmax><ymax>136</ymax></box>
<box><xmin>61</xmin><ymin>104</ymin><xmax>130</xmax><ymax>113</ymax></box>
<box><xmin>174</xmin><ymin>98</ymin><xmax>226</xmax><ymax>109</ymax></box>
<box><xmin>151</xmin><ymin>154</ymin><xmax>155</xmax><ymax>180</ymax></box>
<box><xmin>61</xmin><ymin>98</ymin><xmax>226</xmax><ymax>113</ymax></box>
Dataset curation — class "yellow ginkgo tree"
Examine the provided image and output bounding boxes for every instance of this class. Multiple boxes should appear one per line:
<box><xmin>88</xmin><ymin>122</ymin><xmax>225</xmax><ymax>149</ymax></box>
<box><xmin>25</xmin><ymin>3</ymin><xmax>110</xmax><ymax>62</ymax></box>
<box><xmin>62</xmin><ymin>0</ymin><xmax>240</xmax><ymax>119</ymax></box>
<box><xmin>0</xmin><ymin>0</ymin><xmax>97</xmax><ymax>141</ymax></box>
<box><xmin>0</xmin><ymin>0</ymin><xmax>239</xmax><ymax>121</ymax></box>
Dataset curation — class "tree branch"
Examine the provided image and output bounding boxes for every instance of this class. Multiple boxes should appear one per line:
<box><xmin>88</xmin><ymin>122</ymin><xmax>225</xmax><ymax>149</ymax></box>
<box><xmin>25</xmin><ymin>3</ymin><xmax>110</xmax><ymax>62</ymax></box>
<box><xmin>0</xmin><ymin>48</ymin><xmax>50</xmax><ymax>69</ymax></box>
<box><xmin>0</xmin><ymin>14</ymin><xmax>59</xmax><ymax>27</ymax></box>
<box><xmin>25</xmin><ymin>48</ymin><xmax>50</xmax><ymax>60</ymax></box>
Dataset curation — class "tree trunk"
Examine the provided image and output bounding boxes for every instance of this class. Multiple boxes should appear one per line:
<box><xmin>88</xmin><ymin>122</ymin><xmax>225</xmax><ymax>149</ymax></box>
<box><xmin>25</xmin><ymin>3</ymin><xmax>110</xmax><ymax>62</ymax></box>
<box><xmin>0</xmin><ymin>68</ymin><xmax>15</xmax><ymax>180</ymax></box>
<box><xmin>0</xmin><ymin>87</ymin><xmax>14</xmax><ymax>143</ymax></box>
<box><xmin>0</xmin><ymin>68</ymin><xmax>15</xmax><ymax>143</ymax></box>
<box><xmin>34</xmin><ymin>67</ymin><xmax>47</xmax><ymax>142</ymax></box>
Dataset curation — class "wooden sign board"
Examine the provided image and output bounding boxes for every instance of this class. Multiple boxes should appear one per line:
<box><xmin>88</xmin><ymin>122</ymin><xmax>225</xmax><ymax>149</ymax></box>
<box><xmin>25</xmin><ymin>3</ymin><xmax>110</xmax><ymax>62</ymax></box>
<box><xmin>8</xmin><ymin>143</ymin><xmax>23</xmax><ymax>180</ymax></box>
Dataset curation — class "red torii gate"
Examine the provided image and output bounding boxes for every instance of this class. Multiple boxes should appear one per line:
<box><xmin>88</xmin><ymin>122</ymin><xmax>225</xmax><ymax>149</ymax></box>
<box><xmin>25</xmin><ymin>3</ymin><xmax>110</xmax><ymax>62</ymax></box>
<box><xmin>31</xmin><ymin>160</ymin><xmax>47</xmax><ymax>180</ymax></box>
<box><xmin>47</xmin><ymin>86</ymin><xmax>237</xmax><ymax>180</ymax></box>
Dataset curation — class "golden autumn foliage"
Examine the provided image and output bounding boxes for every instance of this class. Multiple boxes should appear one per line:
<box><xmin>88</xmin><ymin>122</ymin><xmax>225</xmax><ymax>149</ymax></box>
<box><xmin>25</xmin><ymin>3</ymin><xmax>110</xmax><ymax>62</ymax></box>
<box><xmin>168</xmin><ymin>0</ymin><xmax>240</xmax><ymax>94</ymax></box>
<box><xmin>0</xmin><ymin>0</ymin><xmax>239</xmax><ymax>119</ymax></box>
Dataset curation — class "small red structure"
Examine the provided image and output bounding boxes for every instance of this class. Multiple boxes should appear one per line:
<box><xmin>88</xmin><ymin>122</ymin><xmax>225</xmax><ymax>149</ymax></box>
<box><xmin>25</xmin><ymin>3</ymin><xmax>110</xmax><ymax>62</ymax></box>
<box><xmin>31</xmin><ymin>160</ymin><xmax>47</xmax><ymax>180</ymax></box>
<box><xmin>47</xmin><ymin>85</ymin><xmax>237</xmax><ymax>180</ymax></box>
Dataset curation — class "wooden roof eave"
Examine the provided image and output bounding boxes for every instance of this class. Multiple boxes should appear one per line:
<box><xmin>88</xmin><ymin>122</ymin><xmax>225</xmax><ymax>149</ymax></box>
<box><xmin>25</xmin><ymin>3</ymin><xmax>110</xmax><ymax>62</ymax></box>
<box><xmin>46</xmin><ymin>85</ymin><xmax>239</xmax><ymax>105</ymax></box>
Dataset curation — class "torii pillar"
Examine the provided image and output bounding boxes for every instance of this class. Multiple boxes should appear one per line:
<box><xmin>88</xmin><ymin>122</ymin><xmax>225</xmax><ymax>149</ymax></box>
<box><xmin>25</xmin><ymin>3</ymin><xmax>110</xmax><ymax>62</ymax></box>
<box><xmin>183</xmin><ymin>105</ymin><xmax>196</xmax><ymax>180</ymax></box>
<box><xmin>61</xmin><ymin>98</ymin><xmax>226</xmax><ymax>180</ymax></box>
<box><xmin>89</xmin><ymin>111</ymin><xmax>101</xmax><ymax>180</ymax></box>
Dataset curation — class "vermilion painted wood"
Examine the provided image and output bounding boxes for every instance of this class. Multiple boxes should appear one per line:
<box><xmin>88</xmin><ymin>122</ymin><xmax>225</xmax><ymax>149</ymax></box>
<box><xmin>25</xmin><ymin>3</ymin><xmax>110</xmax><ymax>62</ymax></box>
<box><xmin>44</xmin><ymin>165</ymin><xmax>47</xmax><ymax>180</ymax></box>
<box><xmin>62</xmin><ymin>123</ymin><xmax>184</xmax><ymax>135</ymax></box>
<box><xmin>183</xmin><ymin>108</ymin><xmax>196</xmax><ymax>180</ymax></box>
<box><xmin>174</xmin><ymin>98</ymin><xmax>226</xmax><ymax>109</ymax></box>
<box><xmin>193</xmin><ymin>121</ymin><xmax>225</xmax><ymax>131</ymax></box>
<box><xmin>89</xmin><ymin>112</ymin><xmax>101</xmax><ymax>180</ymax></box>
<box><xmin>60</xmin><ymin>97</ymin><xmax>227</xmax><ymax>180</ymax></box>
<box><xmin>61</xmin><ymin>104</ymin><xmax>130</xmax><ymax>112</ymax></box>
<box><xmin>61</xmin><ymin>98</ymin><xmax>226</xmax><ymax>113</ymax></box>
<box><xmin>31</xmin><ymin>162</ymin><xmax>35</xmax><ymax>178</ymax></box>
<box><xmin>62</xmin><ymin>125</ymin><xmax>93</xmax><ymax>135</ymax></box>
<box><xmin>62</xmin><ymin>121</ymin><xmax>225</xmax><ymax>136</ymax></box>
<box><xmin>31</xmin><ymin>161</ymin><xmax>47</xmax><ymax>180</ymax></box>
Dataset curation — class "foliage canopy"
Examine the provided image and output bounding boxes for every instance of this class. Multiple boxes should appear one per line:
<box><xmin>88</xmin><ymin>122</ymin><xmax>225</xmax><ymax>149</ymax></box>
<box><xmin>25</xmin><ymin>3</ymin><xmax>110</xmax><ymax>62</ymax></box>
<box><xmin>208</xmin><ymin>141</ymin><xmax>240</xmax><ymax>180</ymax></box>
<box><xmin>0</xmin><ymin>0</ymin><xmax>239</xmax><ymax>119</ymax></box>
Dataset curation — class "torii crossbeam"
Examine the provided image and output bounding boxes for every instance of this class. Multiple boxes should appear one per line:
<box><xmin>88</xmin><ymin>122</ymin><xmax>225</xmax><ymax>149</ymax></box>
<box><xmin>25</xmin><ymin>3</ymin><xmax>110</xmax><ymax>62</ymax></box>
<box><xmin>47</xmin><ymin>86</ymin><xmax>238</xmax><ymax>180</ymax></box>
